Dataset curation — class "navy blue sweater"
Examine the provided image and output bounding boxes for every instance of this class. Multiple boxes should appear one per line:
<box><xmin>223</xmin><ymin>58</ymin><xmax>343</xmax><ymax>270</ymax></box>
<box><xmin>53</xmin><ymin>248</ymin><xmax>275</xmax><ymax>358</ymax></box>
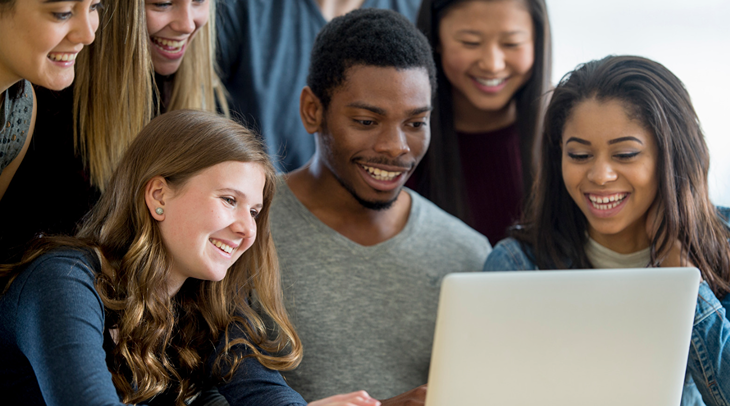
<box><xmin>0</xmin><ymin>250</ymin><xmax>306</xmax><ymax>406</ymax></box>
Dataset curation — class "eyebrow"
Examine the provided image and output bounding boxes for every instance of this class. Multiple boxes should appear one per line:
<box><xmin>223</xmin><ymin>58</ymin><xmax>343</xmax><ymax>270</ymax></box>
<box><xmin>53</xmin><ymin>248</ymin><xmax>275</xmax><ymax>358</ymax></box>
<box><xmin>406</xmin><ymin>106</ymin><xmax>433</xmax><ymax>116</ymax></box>
<box><xmin>346</xmin><ymin>102</ymin><xmax>432</xmax><ymax>117</ymax></box>
<box><xmin>503</xmin><ymin>30</ymin><xmax>530</xmax><ymax>36</ymax></box>
<box><xmin>219</xmin><ymin>188</ymin><xmax>263</xmax><ymax>209</ymax></box>
<box><xmin>346</xmin><ymin>102</ymin><xmax>386</xmax><ymax>116</ymax></box>
<box><xmin>608</xmin><ymin>136</ymin><xmax>644</xmax><ymax>145</ymax></box>
<box><xmin>456</xmin><ymin>29</ymin><xmax>529</xmax><ymax>36</ymax></box>
<box><xmin>564</xmin><ymin>137</ymin><xmax>591</xmax><ymax>146</ymax></box>
<box><xmin>43</xmin><ymin>0</ymin><xmax>83</xmax><ymax>3</ymax></box>
<box><xmin>565</xmin><ymin>136</ymin><xmax>644</xmax><ymax>146</ymax></box>
<box><xmin>455</xmin><ymin>29</ymin><xmax>483</xmax><ymax>36</ymax></box>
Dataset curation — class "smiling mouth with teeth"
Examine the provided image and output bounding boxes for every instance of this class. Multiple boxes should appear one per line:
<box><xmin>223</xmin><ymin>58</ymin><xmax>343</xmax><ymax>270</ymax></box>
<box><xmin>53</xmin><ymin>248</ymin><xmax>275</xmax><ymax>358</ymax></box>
<box><xmin>209</xmin><ymin>238</ymin><xmax>235</xmax><ymax>254</ymax></box>
<box><xmin>48</xmin><ymin>53</ymin><xmax>78</xmax><ymax>63</ymax></box>
<box><xmin>474</xmin><ymin>77</ymin><xmax>506</xmax><ymax>87</ymax></box>
<box><xmin>587</xmin><ymin>193</ymin><xmax>628</xmax><ymax>210</ymax></box>
<box><xmin>151</xmin><ymin>37</ymin><xmax>186</xmax><ymax>53</ymax></box>
<box><xmin>360</xmin><ymin>164</ymin><xmax>404</xmax><ymax>182</ymax></box>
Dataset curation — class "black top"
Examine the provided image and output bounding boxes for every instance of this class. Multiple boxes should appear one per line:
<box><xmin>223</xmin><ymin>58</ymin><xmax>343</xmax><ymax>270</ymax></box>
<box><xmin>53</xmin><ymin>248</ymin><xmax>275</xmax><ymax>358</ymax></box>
<box><xmin>0</xmin><ymin>86</ymin><xmax>100</xmax><ymax>263</ymax></box>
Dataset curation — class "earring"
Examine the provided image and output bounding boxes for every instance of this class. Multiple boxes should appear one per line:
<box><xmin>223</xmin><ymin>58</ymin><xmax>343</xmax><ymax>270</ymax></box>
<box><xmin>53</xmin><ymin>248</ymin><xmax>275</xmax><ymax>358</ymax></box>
<box><xmin>155</xmin><ymin>207</ymin><xmax>164</xmax><ymax>215</ymax></box>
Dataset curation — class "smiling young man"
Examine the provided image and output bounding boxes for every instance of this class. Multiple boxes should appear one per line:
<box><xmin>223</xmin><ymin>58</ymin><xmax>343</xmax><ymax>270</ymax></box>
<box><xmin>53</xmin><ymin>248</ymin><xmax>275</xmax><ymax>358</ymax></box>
<box><xmin>215</xmin><ymin>0</ymin><xmax>421</xmax><ymax>173</ymax></box>
<box><xmin>269</xmin><ymin>9</ymin><xmax>491</xmax><ymax>406</ymax></box>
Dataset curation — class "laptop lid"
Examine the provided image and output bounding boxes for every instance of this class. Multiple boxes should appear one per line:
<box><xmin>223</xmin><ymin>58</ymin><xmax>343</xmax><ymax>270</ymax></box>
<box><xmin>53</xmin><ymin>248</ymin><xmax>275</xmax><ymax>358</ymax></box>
<box><xmin>425</xmin><ymin>268</ymin><xmax>700</xmax><ymax>406</ymax></box>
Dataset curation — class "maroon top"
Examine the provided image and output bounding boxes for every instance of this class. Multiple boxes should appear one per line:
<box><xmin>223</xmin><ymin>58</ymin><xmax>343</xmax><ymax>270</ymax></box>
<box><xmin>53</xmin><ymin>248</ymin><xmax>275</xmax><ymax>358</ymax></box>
<box><xmin>407</xmin><ymin>123</ymin><xmax>524</xmax><ymax>244</ymax></box>
<box><xmin>457</xmin><ymin>124</ymin><xmax>523</xmax><ymax>244</ymax></box>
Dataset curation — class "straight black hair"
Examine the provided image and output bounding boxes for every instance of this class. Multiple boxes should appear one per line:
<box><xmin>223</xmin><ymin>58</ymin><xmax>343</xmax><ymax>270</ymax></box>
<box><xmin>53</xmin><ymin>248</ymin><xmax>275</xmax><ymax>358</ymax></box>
<box><xmin>414</xmin><ymin>0</ymin><xmax>552</xmax><ymax>221</ymax></box>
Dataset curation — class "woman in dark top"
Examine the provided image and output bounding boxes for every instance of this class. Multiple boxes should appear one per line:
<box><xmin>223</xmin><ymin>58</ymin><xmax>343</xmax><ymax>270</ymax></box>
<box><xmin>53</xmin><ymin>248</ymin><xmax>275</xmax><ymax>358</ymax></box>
<box><xmin>0</xmin><ymin>0</ymin><xmax>228</xmax><ymax>262</ymax></box>
<box><xmin>0</xmin><ymin>0</ymin><xmax>101</xmax><ymax>199</ymax></box>
<box><xmin>0</xmin><ymin>110</ymin><xmax>379</xmax><ymax>406</ymax></box>
<box><xmin>410</xmin><ymin>0</ymin><xmax>552</xmax><ymax>243</ymax></box>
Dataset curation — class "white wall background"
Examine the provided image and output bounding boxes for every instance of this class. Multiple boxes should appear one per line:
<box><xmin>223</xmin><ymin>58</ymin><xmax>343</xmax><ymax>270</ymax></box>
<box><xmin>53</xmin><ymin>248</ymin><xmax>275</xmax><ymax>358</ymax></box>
<box><xmin>547</xmin><ymin>0</ymin><xmax>730</xmax><ymax>205</ymax></box>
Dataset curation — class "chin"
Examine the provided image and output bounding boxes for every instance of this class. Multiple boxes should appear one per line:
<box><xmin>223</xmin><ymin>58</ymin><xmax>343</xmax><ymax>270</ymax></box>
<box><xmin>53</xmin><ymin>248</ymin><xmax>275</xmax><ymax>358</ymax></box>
<box><xmin>153</xmin><ymin>61</ymin><xmax>183</xmax><ymax>76</ymax></box>
<box><xmin>211</xmin><ymin>275</ymin><xmax>228</xmax><ymax>283</ymax></box>
<box><xmin>204</xmin><ymin>270</ymin><xmax>228</xmax><ymax>283</ymax></box>
<box><xmin>472</xmin><ymin>97</ymin><xmax>511</xmax><ymax>113</ymax></box>
<box><xmin>355</xmin><ymin>192</ymin><xmax>399</xmax><ymax>211</ymax></box>
<box><xmin>586</xmin><ymin>220</ymin><xmax>629</xmax><ymax>237</ymax></box>
<box><xmin>40</xmin><ymin>75</ymin><xmax>75</xmax><ymax>91</ymax></box>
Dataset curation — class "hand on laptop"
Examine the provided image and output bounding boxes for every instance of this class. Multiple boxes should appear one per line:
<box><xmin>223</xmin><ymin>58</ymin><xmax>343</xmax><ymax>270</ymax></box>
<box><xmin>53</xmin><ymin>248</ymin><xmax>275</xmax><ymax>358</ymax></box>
<box><xmin>379</xmin><ymin>384</ymin><xmax>427</xmax><ymax>406</ymax></box>
<box><xmin>308</xmin><ymin>390</ymin><xmax>381</xmax><ymax>406</ymax></box>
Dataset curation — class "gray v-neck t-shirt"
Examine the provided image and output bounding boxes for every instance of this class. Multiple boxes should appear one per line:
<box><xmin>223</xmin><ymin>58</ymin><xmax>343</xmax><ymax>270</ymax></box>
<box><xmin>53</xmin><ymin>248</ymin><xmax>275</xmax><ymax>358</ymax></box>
<box><xmin>271</xmin><ymin>179</ymin><xmax>490</xmax><ymax>401</ymax></box>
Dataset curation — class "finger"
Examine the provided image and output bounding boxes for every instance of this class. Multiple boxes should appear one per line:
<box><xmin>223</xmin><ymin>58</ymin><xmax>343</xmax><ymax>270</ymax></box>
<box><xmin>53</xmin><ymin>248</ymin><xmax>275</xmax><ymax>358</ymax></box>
<box><xmin>309</xmin><ymin>390</ymin><xmax>379</xmax><ymax>406</ymax></box>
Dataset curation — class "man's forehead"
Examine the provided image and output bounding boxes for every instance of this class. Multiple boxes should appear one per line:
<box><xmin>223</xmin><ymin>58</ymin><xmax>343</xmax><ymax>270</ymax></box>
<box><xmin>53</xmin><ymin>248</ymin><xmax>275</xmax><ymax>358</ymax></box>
<box><xmin>331</xmin><ymin>65</ymin><xmax>432</xmax><ymax>113</ymax></box>
<box><xmin>340</xmin><ymin>64</ymin><xmax>430</xmax><ymax>87</ymax></box>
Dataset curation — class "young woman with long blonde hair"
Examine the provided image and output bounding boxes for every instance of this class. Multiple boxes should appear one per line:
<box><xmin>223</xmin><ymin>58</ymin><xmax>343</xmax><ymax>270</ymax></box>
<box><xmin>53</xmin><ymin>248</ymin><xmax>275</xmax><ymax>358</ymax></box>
<box><xmin>0</xmin><ymin>0</ymin><xmax>228</xmax><ymax>262</ymax></box>
<box><xmin>0</xmin><ymin>0</ymin><xmax>101</xmax><ymax>199</ymax></box>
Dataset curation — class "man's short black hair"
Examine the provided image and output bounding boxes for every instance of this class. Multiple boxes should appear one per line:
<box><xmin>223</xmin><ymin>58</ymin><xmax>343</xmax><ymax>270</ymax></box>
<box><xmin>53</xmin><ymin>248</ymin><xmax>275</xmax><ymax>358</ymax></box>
<box><xmin>307</xmin><ymin>8</ymin><xmax>437</xmax><ymax>110</ymax></box>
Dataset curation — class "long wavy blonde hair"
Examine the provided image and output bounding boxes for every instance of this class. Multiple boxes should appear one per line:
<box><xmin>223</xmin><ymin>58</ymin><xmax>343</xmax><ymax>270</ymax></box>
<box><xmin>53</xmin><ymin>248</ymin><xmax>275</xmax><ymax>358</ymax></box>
<box><xmin>74</xmin><ymin>0</ymin><xmax>229</xmax><ymax>192</ymax></box>
<box><xmin>1</xmin><ymin>110</ymin><xmax>300</xmax><ymax>405</ymax></box>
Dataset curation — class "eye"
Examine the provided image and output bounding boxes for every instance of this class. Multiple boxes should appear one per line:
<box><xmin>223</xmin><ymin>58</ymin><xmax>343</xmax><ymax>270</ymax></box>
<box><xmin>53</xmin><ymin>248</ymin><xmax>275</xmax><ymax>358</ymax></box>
<box><xmin>250</xmin><ymin>209</ymin><xmax>260</xmax><ymax>219</ymax></box>
<box><xmin>615</xmin><ymin>151</ymin><xmax>640</xmax><ymax>160</ymax></box>
<box><xmin>53</xmin><ymin>11</ymin><xmax>73</xmax><ymax>21</ymax></box>
<box><xmin>460</xmin><ymin>41</ymin><xmax>480</xmax><ymax>48</ymax></box>
<box><xmin>408</xmin><ymin>121</ymin><xmax>428</xmax><ymax>129</ymax></box>
<box><xmin>355</xmin><ymin>119</ymin><xmax>376</xmax><ymax>126</ymax></box>
<box><xmin>150</xmin><ymin>1</ymin><xmax>173</xmax><ymax>9</ymax></box>
<box><xmin>221</xmin><ymin>196</ymin><xmax>237</xmax><ymax>206</ymax></box>
<box><xmin>567</xmin><ymin>152</ymin><xmax>590</xmax><ymax>162</ymax></box>
<box><xmin>91</xmin><ymin>1</ymin><xmax>104</xmax><ymax>12</ymax></box>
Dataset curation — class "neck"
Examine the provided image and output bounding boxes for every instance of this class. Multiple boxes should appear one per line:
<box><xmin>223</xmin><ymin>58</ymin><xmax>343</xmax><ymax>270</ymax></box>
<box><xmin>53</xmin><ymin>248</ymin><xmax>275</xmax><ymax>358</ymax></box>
<box><xmin>167</xmin><ymin>275</ymin><xmax>186</xmax><ymax>297</ymax></box>
<box><xmin>287</xmin><ymin>155</ymin><xmax>412</xmax><ymax>246</ymax></box>
<box><xmin>0</xmin><ymin>66</ymin><xmax>21</xmax><ymax>97</ymax></box>
<box><xmin>451</xmin><ymin>87</ymin><xmax>517</xmax><ymax>133</ymax></box>
<box><xmin>315</xmin><ymin>0</ymin><xmax>367</xmax><ymax>21</ymax></box>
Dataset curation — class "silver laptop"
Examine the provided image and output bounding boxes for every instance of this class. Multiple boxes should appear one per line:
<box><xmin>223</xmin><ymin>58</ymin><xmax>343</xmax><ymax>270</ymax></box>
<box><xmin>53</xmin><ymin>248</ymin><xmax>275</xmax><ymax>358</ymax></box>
<box><xmin>425</xmin><ymin>268</ymin><xmax>700</xmax><ymax>406</ymax></box>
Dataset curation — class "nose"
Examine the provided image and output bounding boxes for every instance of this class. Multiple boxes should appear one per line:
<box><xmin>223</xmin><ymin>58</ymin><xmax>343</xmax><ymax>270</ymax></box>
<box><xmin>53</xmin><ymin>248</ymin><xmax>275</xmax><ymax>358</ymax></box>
<box><xmin>231</xmin><ymin>210</ymin><xmax>257</xmax><ymax>240</ymax></box>
<box><xmin>170</xmin><ymin>3</ymin><xmax>196</xmax><ymax>34</ymax></box>
<box><xmin>68</xmin><ymin>8</ymin><xmax>98</xmax><ymax>45</ymax></box>
<box><xmin>478</xmin><ymin>44</ymin><xmax>506</xmax><ymax>73</ymax></box>
<box><xmin>373</xmin><ymin>126</ymin><xmax>410</xmax><ymax>158</ymax></box>
<box><xmin>587</xmin><ymin>156</ymin><xmax>618</xmax><ymax>186</ymax></box>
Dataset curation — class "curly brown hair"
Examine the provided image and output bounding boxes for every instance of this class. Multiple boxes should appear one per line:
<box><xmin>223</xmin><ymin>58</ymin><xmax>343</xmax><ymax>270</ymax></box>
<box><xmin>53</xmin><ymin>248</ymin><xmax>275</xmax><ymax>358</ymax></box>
<box><xmin>1</xmin><ymin>110</ymin><xmax>301</xmax><ymax>405</ymax></box>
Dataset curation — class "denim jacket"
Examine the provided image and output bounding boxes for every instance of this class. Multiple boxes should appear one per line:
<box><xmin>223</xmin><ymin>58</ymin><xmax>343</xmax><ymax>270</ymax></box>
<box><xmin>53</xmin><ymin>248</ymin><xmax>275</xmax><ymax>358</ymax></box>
<box><xmin>483</xmin><ymin>207</ymin><xmax>730</xmax><ymax>406</ymax></box>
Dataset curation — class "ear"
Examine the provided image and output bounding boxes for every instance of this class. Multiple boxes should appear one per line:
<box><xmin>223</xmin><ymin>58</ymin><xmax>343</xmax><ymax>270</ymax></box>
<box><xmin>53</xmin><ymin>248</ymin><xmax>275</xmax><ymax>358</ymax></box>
<box><xmin>300</xmin><ymin>86</ymin><xmax>324</xmax><ymax>135</ymax></box>
<box><xmin>144</xmin><ymin>176</ymin><xmax>170</xmax><ymax>221</ymax></box>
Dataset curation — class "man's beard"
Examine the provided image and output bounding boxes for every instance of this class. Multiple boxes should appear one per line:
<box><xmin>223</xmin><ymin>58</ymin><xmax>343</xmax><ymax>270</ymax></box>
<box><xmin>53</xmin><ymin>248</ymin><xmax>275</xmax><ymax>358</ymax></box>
<box><xmin>320</xmin><ymin>119</ymin><xmax>402</xmax><ymax>211</ymax></box>
<box><xmin>336</xmin><ymin>174</ymin><xmax>399</xmax><ymax>211</ymax></box>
